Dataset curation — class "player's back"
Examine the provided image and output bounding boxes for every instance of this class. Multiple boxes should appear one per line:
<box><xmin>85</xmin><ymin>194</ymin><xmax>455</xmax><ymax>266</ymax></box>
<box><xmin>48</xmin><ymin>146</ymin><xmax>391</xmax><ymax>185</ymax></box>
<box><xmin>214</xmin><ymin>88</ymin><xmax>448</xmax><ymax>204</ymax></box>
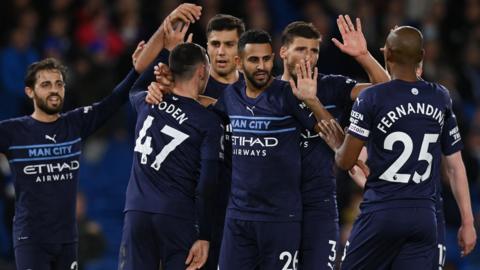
<box><xmin>125</xmin><ymin>92</ymin><xmax>222</xmax><ymax>220</ymax></box>
<box><xmin>348</xmin><ymin>79</ymin><xmax>460</xmax><ymax>213</ymax></box>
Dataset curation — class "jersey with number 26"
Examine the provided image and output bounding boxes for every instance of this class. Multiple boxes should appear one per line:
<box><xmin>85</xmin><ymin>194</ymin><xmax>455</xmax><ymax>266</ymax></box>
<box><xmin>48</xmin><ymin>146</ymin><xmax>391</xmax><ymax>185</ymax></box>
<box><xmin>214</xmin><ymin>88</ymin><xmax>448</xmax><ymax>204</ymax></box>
<box><xmin>347</xmin><ymin>80</ymin><xmax>463</xmax><ymax>213</ymax></box>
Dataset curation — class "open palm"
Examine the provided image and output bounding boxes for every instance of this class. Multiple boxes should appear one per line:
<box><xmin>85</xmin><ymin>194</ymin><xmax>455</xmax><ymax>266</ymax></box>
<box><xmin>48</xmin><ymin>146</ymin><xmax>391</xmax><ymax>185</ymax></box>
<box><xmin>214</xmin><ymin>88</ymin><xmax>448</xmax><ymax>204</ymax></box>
<box><xmin>332</xmin><ymin>15</ymin><xmax>368</xmax><ymax>57</ymax></box>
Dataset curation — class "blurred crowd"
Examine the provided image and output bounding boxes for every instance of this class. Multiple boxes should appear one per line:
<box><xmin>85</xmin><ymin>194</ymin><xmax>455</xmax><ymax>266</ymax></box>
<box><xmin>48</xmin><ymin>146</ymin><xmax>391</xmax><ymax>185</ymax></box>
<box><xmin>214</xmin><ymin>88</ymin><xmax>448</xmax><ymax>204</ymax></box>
<box><xmin>0</xmin><ymin>0</ymin><xmax>480</xmax><ymax>269</ymax></box>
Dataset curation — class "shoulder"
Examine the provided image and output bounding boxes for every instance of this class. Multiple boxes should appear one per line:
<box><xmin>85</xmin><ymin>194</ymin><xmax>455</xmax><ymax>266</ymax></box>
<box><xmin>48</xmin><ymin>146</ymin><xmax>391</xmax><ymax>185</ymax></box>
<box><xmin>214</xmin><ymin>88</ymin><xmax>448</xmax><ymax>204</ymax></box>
<box><xmin>0</xmin><ymin>116</ymin><xmax>28</xmax><ymax>129</ymax></box>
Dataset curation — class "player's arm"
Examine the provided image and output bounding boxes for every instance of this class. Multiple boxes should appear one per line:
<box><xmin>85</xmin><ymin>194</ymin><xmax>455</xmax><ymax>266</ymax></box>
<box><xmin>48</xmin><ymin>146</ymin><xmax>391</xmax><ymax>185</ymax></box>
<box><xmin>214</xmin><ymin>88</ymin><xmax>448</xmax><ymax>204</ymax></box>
<box><xmin>186</xmin><ymin>120</ymin><xmax>222</xmax><ymax>270</ymax></box>
<box><xmin>443</xmin><ymin>152</ymin><xmax>477</xmax><ymax>256</ymax></box>
<box><xmin>289</xmin><ymin>60</ymin><xmax>334</xmax><ymax>121</ymax></box>
<box><xmin>130</xmin><ymin>5</ymin><xmax>198</xmax><ymax>100</ymax></box>
<box><xmin>331</xmin><ymin>15</ymin><xmax>389</xmax><ymax>100</ymax></box>
<box><xmin>348</xmin><ymin>146</ymin><xmax>368</xmax><ymax>188</ymax></box>
<box><xmin>289</xmin><ymin>60</ymin><xmax>353</xmax><ymax>151</ymax></box>
<box><xmin>134</xmin><ymin>3</ymin><xmax>200</xmax><ymax>73</ymax></box>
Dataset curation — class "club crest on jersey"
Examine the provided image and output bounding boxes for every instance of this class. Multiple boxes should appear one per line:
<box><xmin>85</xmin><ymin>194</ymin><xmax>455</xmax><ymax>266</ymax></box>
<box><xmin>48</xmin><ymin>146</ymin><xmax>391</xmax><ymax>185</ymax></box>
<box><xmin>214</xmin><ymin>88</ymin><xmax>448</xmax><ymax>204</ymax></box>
<box><xmin>45</xmin><ymin>134</ymin><xmax>57</xmax><ymax>143</ymax></box>
<box><xmin>411</xmin><ymin>88</ymin><xmax>419</xmax><ymax>95</ymax></box>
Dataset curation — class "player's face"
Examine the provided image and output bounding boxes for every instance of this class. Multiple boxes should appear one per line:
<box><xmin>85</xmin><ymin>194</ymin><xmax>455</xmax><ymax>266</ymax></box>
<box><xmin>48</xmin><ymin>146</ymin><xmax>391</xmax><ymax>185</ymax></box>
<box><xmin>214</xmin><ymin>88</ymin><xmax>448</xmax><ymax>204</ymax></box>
<box><xmin>281</xmin><ymin>37</ymin><xmax>319</xmax><ymax>79</ymax></box>
<box><xmin>207</xmin><ymin>30</ymin><xmax>239</xmax><ymax>77</ymax></box>
<box><xmin>29</xmin><ymin>69</ymin><xmax>65</xmax><ymax>115</ymax></box>
<box><xmin>240</xmin><ymin>43</ymin><xmax>274</xmax><ymax>89</ymax></box>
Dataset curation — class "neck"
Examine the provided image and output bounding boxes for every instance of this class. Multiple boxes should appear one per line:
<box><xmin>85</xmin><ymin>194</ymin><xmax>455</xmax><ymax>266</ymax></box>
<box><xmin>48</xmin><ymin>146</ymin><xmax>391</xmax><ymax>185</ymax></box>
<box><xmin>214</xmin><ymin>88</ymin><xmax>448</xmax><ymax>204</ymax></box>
<box><xmin>281</xmin><ymin>70</ymin><xmax>292</xmax><ymax>81</ymax></box>
<box><xmin>389</xmin><ymin>64</ymin><xmax>418</xmax><ymax>82</ymax></box>
<box><xmin>172</xmin><ymin>80</ymin><xmax>199</xmax><ymax>100</ymax></box>
<box><xmin>210</xmin><ymin>69</ymin><xmax>239</xmax><ymax>84</ymax></box>
<box><xmin>31</xmin><ymin>109</ymin><xmax>60</xmax><ymax>123</ymax></box>
<box><xmin>245</xmin><ymin>76</ymin><xmax>272</xmax><ymax>98</ymax></box>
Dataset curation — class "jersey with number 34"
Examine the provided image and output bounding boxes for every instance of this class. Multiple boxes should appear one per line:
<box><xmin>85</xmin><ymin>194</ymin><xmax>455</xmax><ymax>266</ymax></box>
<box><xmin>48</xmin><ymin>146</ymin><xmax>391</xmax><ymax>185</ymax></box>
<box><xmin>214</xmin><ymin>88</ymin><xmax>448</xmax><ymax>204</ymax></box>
<box><xmin>125</xmin><ymin>92</ymin><xmax>222</xmax><ymax>219</ymax></box>
<box><xmin>347</xmin><ymin>80</ymin><xmax>463</xmax><ymax>213</ymax></box>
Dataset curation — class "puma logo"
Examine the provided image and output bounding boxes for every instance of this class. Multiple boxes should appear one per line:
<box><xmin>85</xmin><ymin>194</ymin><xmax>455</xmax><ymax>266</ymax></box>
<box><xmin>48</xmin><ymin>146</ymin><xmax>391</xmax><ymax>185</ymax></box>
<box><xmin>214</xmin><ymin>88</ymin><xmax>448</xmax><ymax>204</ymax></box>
<box><xmin>246</xmin><ymin>106</ymin><xmax>255</xmax><ymax>116</ymax></box>
<box><xmin>45</xmin><ymin>134</ymin><xmax>57</xmax><ymax>143</ymax></box>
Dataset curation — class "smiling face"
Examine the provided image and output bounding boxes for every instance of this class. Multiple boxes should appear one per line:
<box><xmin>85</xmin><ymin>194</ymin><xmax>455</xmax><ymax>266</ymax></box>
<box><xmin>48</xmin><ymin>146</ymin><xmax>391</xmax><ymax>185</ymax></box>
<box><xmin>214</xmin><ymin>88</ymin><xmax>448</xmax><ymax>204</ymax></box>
<box><xmin>239</xmin><ymin>43</ymin><xmax>274</xmax><ymax>90</ymax></box>
<box><xmin>281</xmin><ymin>37</ymin><xmax>320</xmax><ymax>80</ymax></box>
<box><xmin>207</xmin><ymin>29</ymin><xmax>239</xmax><ymax>79</ymax></box>
<box><xmin>26</xmin><ymin>69</ymin><xmax>65</xmax><ymax>115</ymax></box>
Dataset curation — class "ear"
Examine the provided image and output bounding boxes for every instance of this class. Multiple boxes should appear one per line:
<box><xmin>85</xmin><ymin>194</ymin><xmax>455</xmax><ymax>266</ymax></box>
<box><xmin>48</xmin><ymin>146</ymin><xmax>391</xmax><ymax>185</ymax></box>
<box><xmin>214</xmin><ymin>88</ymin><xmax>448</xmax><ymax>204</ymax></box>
<box><xmin>197</xmin><ymin>64</ymin><xmax>207</xmax><ymax>80</ymax></box>
<box><xmin>25</xmin><ymin>87</ymin><xmax>34</xmax><ymax>99</ymax></box>
<box><xmin>385</xmin><ymin>47</ymin><xmax>393</xmax><ymax>62</ymax></box>
<box><xmin>280</xmin><ymin>46</ymin><xmax>287</xmax><ymax>59</ymax></box>
<box><xmin>234</xmin><ymin>55</ymin><xmax>242</xmax><ymax>71</ymax></box>
<box><xmin>419</xmin><ymin>49</ymin><xmax>425</xmax><ymax>63</ymax></box>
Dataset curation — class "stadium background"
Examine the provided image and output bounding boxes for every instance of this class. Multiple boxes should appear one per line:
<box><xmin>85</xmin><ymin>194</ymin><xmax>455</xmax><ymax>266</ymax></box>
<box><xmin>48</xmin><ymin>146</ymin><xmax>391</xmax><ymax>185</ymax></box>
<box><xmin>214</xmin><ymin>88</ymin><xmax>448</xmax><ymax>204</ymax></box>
<box><xmin>0</xmin><ymin>0</ymin><xmax>479</xmax><ymax>269</ymax></box>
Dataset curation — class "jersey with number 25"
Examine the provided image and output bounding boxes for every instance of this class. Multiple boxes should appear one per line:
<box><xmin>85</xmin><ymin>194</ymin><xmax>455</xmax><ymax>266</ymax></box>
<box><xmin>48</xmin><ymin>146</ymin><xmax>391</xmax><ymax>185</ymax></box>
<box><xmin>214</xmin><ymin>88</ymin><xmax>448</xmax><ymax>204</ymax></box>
<box><xmin>347</xmin><ymin>80</ymin><xmax>463</xmax><ymax>213</ymax></box>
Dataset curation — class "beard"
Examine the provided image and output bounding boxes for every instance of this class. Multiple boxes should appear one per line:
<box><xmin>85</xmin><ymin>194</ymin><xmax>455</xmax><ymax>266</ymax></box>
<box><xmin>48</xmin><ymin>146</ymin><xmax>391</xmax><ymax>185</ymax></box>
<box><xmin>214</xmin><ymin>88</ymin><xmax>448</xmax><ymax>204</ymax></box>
<box><xmin>244</xmin><ymin>69</ymin><xmax>271</xmax><ymax>89</ymax></box>
<box><xmin>34</xmin><ymin>93</ymin><xmax>63</xmax><ymax>115</ymax></box>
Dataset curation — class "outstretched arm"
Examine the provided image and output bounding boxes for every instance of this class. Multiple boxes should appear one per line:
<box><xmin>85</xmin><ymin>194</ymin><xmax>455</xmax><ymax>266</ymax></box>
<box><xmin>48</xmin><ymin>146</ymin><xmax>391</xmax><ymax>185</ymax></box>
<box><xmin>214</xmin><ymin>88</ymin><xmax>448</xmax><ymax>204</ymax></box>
<box><xmin>134</xmin><ymin>3</ymin><xmax>201</xmax><ymax>73</ymax></box>
<box><xmin>443</xmin><ymin>152</ymin><xmax>477</xmax><ymax>257</ymax></box>
<box><xmin>332</xmin><ymin>15</ymin><xmax>389</xmax><ymax>100</ymax></box>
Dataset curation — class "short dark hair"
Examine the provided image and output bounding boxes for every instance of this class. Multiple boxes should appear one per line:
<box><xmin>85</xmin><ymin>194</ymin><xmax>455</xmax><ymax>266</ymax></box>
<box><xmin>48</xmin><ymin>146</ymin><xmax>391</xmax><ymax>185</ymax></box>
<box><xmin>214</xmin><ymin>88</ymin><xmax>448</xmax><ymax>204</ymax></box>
<box><xmin>24</xmin><ymin>58</ymin><xmax>67</xmax><ymax>88</ymax></box>
<box><xmin>206</xmin><ymin>14</ymin><xmax>245</xmax><ymax>38</ymax></box>
<box><xmin>169</xmin><ymin>43</ymin><xmax>208</xmax><ymax>81</ymax></box>
<box><xmin>238</xmin><ymin>29</ymin><xmax>272</xmax><ymax>53</ymax></box>
<box><xmin>281</xmin><ymin>21</ymin><xmax>321</xmax><ymax>46</ymax></box>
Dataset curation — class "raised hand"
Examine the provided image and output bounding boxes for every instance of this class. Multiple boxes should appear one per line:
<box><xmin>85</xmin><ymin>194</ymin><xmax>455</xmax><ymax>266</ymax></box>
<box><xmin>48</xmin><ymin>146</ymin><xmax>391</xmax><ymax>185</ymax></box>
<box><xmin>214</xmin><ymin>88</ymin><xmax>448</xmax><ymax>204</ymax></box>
<box><xmin>332</xmin><ymin>15</ymin><xmax>368</xmax><ymax>58</ymax></box>
<box><xmin>168</xmin><ymin>3</ymin><xmax>202</xmax><ymax>24</ymax></box>
<box><xmin>144</xmin><ymin>63</ymin><xmax>174</xmax><ymax>105</ymax></box>
<box><xmin>163</xmin><ymin>16</ymin><xmax>191</xmax><ymax>51</ymax></box>
<box><xmin>185</xmin><ymin>240</ymin><xmax>209</xmax><ymax>270</ymax></box>
<box><xmin>289</xmin><ymin>59</ymin><xmax>318</xmax><ymax>102</ymax></box>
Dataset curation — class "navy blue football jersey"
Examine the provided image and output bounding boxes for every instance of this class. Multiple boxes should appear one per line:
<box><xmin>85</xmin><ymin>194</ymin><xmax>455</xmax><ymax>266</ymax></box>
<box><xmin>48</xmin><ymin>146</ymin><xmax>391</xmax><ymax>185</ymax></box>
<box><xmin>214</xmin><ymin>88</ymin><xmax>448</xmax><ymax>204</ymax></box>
<box><xmin>299</xmin><ymin>74</ymin><xmax>356</xmax><ymax>203</ymax></box>
<box><xmin>347</xmin><ymin>79</ymin><xmax>463</xmax><ymax>212</ymax></box>
<box><xmin>0</xmin><ymin>69</ymin><xmax>139</xmax><ymax>247</ymax></box>
<box><xmin>213</xmin><ymin>78</ymin><xmax>316</xmax><ymax>222</ymax></box>
<box><xmin>204</xmin><ymin>77</ymin><xmax>230</xmax><ymax>99</ymax></box>
<box><xmin>126</xmin><ymin>91</ymin><xmax>222</xmax><ymax>238</ymax></box>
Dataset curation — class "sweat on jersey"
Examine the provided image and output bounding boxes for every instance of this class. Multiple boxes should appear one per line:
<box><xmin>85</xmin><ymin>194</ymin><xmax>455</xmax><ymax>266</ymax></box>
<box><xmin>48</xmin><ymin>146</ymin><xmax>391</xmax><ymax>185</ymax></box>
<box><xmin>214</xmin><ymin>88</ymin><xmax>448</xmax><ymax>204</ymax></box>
<box><xmin>0</xmin><ymin>69</ymin><xmax>139</xmax><ymax>247</ymax></box>
<box><xmin>347</xmin><ymin>79</ymin><xmax>463</xmax><ymax>213</ymax></box>
<box><xmin>213</xmin><ymin>78</ymin><xmax>316</xmax><ymax>222</ymax></box>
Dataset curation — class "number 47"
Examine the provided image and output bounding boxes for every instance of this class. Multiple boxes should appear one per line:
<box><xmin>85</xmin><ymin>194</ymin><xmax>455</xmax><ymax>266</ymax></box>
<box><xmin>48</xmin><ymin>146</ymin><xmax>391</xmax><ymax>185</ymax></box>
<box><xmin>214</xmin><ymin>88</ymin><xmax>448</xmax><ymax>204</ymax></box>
<box><xmin>134</xmin><ymin>115</ymin><xmax>189</xmax><ymax>170</ymax></box>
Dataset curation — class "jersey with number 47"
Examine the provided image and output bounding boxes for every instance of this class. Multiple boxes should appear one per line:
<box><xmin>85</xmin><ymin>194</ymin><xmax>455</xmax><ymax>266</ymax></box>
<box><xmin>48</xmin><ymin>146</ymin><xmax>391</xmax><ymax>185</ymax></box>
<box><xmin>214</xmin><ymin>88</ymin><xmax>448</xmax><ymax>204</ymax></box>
<box><xmin>126</xmin><ymin>92</ymin><xmax>223</xmax><ymax>221</ymax></box>
<box><xmin>347</xmin><ymin>79</ymin><xmax>463</xmax><ymax>213</ymax></box>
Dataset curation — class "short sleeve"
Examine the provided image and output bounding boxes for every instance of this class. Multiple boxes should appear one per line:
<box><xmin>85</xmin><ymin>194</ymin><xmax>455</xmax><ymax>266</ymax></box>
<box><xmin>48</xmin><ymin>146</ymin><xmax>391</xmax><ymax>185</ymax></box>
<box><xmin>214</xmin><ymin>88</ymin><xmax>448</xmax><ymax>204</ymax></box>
<box><xmin>347</xmin><ymin>89</ymin><xmax>373</xmax><ymax>141</ymax></box>
<box><xmin>441</xmin><ymin>96</ymin><xmax>463</xmax><ymax>155</ymax></box>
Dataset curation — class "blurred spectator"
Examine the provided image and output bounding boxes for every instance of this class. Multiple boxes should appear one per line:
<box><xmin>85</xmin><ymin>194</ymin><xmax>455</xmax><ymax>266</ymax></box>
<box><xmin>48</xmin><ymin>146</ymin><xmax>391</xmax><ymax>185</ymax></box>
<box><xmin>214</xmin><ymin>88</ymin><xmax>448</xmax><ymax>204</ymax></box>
<box><xmin>0</xmin><ymin>26</ymin><xmax>39</xmax><ymax>118</ymax></box>
<box><xmin>43</xmin><ymin>14</ymin><xmax>71</xmax><ymax>60</ymax></box>
<box><xmin>75</xmin><ymin>9</ymin><xmax>125</xmax><ymax>63</ymax></box>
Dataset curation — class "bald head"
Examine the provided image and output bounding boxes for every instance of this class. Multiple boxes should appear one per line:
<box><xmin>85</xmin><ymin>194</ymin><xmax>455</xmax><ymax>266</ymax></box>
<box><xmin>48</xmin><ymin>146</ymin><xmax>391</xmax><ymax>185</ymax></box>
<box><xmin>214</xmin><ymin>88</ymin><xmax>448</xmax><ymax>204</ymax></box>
<box><xmin>385</xmin><ymin>26</ymin><xmax>424</xmax><ymax>66</ymax></box>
